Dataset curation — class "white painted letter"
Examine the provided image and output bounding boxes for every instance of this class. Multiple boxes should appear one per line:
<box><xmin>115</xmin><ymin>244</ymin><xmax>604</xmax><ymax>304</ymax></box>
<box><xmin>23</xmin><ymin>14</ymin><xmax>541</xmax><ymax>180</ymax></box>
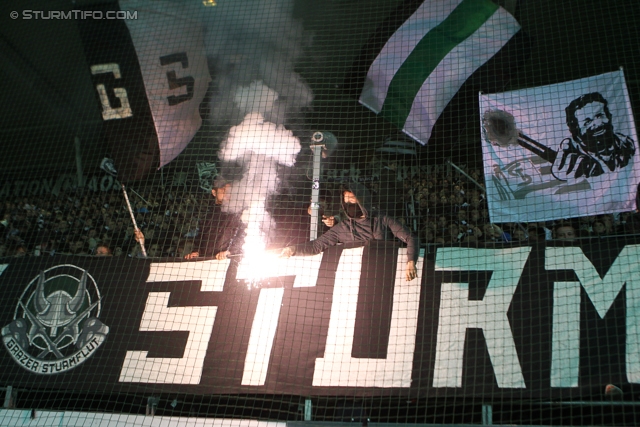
<box><xmin>313</xmin><ymin>247</ymin><xmax>423</xmax><ymax>387</ymax></box>
<box><xmin>90</xmin><ymin>63</ymin><xmax>133</xmax><ymax>120</ymax></box>
<box><xmin>119</xmin><ymin>292</ymin><xmax>217</xmax><ymax>384</ymax></box>
<box><xmin>550</xmin><ymin>281</ymin><xmax>581</xmax><ymax>387</ymax></box>
<box><xmin>433</xmin><ymin>247</ymin><xmax>530</xmax><ymax>388</ymax></box>
<box><xmin>119</xmin><ymin>260</ymin><xmax>229</xmax><ymax>384</ymax></box>
<box><xmin>238</xmin><ymin>254</ymin><xmax>322</xmax><ymax>387</ymax></box>
<box><xmin>242</xmin><ymin>288</ymin><xmax>285</xmax><ymax>385</ymax></box>
<box><xmin>147</xmin><ymin>259</ymin><xmax>230</xmax><ymax>292</ymax></box>
<box><xmin>546</xmin><ymin>245</ymin><xmax>640</xmax><ymax>383</ymax></box>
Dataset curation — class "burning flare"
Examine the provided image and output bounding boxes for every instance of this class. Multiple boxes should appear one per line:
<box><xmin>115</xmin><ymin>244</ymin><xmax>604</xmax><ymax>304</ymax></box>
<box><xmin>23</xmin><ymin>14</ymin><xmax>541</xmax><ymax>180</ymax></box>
<box><xmin>217</xmin><ymin>111</ymin><xmax>301</xmax><ymax>287</ymax></box>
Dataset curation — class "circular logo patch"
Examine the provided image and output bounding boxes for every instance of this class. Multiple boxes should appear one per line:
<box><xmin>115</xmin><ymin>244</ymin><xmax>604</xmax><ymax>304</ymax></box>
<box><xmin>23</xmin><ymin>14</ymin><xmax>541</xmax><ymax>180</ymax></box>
<box><xmin>2</xmin><ymin>264</ymin><xmax>109</xmax><ymax>374</ymax></box>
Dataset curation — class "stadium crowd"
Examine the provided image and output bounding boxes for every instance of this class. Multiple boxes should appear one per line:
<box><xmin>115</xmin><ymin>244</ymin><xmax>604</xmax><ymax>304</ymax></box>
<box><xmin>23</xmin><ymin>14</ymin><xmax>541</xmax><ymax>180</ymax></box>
<box><xmin>0</xmin><ymin>188</ymin><xmax>211</xmax><ymax>258</ymax></box>
<box><xmin>404</xmin><ymin>168</ymin><xmax>640</xmax><ymax>244</ymax></box>
<box><xmin>0</xmin><ymin>166</ymin><xmax>638</xmax><ymax>258</ymax></box>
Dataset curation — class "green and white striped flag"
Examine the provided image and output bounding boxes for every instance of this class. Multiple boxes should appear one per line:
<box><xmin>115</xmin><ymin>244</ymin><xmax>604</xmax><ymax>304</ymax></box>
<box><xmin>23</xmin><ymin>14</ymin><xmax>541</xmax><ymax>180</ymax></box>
<box><xmin>359</xmin><ymin>0</ymin><xmax>520</xmax><ymax>145</ymax></box>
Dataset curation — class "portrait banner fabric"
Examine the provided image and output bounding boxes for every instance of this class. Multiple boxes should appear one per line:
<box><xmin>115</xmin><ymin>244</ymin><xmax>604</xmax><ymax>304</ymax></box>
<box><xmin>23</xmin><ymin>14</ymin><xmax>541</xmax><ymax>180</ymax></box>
<box><xmin>480</xmin><ymin>70</ymin><xmax>640</xmax><ymax>223</ymax></box>
<box><xmin>1</xmin><ymin>240</ymin><xmax>639</xmax><ymax>399</ymax></box>
<box><xmin>359</xmin><ymin>0</ymin><xmax>520</xmax><ymax>145</ymax></box>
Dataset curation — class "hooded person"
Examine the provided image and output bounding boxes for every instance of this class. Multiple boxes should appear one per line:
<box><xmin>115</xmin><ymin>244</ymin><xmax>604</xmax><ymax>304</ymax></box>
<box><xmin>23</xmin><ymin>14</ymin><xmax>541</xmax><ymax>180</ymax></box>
<box><xmin>278</xmin><ymin>182</ymin><xmax>419</xmax><ymax>281</ymax></box>
<box><xmin>185</xmin><ymin>181</ymin><xmax>245</xmax><ymax>260</ymax></box>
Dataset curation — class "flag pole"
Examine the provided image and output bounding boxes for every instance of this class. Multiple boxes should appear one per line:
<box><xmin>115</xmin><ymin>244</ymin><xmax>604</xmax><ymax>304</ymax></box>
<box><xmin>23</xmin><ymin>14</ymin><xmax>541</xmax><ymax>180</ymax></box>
<box><xmin>100</xmin><ymin>157</ymin><xmax>148</xmax><ymax>257</ymax></box>
<box><xmin>122</xmin><ymin>184</ymin><xmax>147</xmax><ymax>257</ymax></box>
<box><xmin>447</xmin><ymin>160</ymin><xmax>485</xmax><ymax>194</ymax></box>
<box><xmin>128</xmin><ymin>187</ymin><xmax>150</xmax><ymax>206</ymax></box>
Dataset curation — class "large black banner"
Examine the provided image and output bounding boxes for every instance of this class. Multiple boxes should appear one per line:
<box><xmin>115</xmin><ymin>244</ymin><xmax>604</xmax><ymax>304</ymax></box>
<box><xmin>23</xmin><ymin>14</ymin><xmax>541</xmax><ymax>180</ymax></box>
<box><xmin>1</xmin><ymin>239</ymin><xmax>638</xmax><ymax>398</ymax></box>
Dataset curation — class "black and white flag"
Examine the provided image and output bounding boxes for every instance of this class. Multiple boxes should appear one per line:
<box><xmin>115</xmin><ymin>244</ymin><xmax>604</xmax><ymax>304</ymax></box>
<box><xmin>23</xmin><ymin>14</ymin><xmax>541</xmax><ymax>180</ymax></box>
<box><xmin>78</xmin><ymin>0</ymin><xmax>210</xmax><ymax>181</ymax></box>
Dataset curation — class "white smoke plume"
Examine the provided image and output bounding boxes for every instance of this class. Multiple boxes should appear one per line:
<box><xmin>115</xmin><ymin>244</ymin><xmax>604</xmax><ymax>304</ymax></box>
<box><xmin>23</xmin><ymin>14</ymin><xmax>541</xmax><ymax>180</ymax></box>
<box><xmin>218</xmin><ymin>112</ymin><xmax>301</xmax><ymax>249</ymax></box>
<box><xmin>196</xmin><ymin>0</ymin><xmax>312</xmax><ymax>253</ymax></box>
<box><xmin>200</xmin><ymin>0</ymin><xmax>314</xmax><ymax>126</ymax></box>
<box><xmin>218</xmin><ymin>112</ymin><xmax>300</xmax><ymax>212</ymax></box>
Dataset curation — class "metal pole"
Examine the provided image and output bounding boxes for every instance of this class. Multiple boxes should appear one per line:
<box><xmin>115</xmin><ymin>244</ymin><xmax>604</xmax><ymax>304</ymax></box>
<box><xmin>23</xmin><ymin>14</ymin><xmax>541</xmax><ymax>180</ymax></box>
<box><xmin>304</xmin><ymin>398</ymin><xmax>312</xmax><ymax>421</ymax></box>
<box><xmin>122</xmin><ymin>184</ymin><xmax>147</xmax><ymax>257</ymax></box>
<box><xmin>482</xmin><ymin>404</ymin><xmax>492</xmax><ymax>425</ymax></box>
<box><xmin>74</xmin><ymin>136</ymin><xmax>84</xmax><ymax>188</ymax></box>
<box><xmin>447</xmin><ymin>160</ymin><xmax>485</xmax><ymax>194</ymax></box>
<box><xmin>3</xmin><ymin>386</ymin><xmax>13</xmax><ymax>408</ymax></box>
<box><xmin>310</xmin><ymin>144</ymin><xmax>324</xmax><ymax>240</ymax></box>
<box><xmin>128</xmin><ymin>187</ymin><xmax>150</xmax><ymax>205</ymax></box>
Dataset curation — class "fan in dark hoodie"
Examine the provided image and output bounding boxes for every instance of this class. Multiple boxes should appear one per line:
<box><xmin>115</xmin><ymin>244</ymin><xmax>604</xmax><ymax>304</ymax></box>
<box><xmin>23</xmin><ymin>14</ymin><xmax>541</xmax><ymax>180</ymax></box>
<box><xmin>278</xmin><ymin>182</ymin><xmax>419</xmax><ymax>281</ymax></box>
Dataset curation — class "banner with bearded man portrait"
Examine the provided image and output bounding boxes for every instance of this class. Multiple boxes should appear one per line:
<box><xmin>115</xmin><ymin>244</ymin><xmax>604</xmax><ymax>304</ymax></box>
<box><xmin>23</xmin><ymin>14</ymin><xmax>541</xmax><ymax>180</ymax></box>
<box><xmin>480</xmin><ymin>70</ymin><xmax>639</xmax><ymax>223</ymax></box>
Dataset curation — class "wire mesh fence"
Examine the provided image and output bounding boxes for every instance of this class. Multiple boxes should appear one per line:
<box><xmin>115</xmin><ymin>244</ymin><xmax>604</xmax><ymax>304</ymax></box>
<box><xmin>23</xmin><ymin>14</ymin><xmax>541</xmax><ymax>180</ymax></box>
<box><xmin>0</xmin><ymin>0</ymin><xmax>639</xmax><ymax>425</ymax></box>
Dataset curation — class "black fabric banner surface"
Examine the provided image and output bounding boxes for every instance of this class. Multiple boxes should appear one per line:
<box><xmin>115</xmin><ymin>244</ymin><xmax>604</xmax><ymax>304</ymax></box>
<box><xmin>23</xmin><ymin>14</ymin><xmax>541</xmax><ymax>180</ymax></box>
<box><xmin>76</xmin><ymin>2</ymin><xmax>160</xmax><ymax>181</ymax></box>
<box><xmin>0</xmin><ymin>239</ymin><xmax>638</xmax><ymax>399</ymax></box>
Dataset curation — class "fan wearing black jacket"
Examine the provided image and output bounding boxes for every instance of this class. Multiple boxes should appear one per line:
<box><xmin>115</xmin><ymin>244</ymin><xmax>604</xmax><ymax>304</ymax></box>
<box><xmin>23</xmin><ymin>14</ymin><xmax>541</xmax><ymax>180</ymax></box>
<box><xmin>278</xmin><ymin>183</ymin><xmax>419</xmax><ymax>281</ymax></box>
<box><xmin>185</xmin><ymin>184</ymin><xmax>244</xmax><ymax>260</ymax></box>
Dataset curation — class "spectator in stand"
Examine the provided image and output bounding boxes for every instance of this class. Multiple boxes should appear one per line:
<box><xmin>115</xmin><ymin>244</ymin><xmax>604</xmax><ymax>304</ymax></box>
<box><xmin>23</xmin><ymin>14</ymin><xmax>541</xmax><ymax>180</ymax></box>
<box><xmin>146</xmin><ymin>242</ymin><xmax>162</xmax><ymax>258</ymax></box>
<box><xmin>623</xmin><ymin>212</ymin><xmax>640</xmax><ymax>235</ymax></box>
<box><xmin>577</xmin><ymin>216</ymin><xmax>593</xmax><ymax>237</ymax></box>
<box><xmin>511</xmin><ymin>227</ymin><xmax>528</xmax><ymax>242</ymax></box>
<box><xmin>554</xmin><ymin>223</ymin><xmax>577</xmax><ymax>241</ymax></box>
<box><xmin>456</xmin><ymin>209</ymin><xmax>469</xmax><ymax>226</ymax></box>
<box><xmin>468</xmin><ymin>209</ymin><xmax>481</xmax><ymax>225</ymax></box>
<box><xmin>463</xmin><ymin>224</ymin><xmax>483</xmax><ymax>243</ymax></box>
<box><xmin>447</xmin><ymin>222</ymin><xmax>465</xmax><ymax>243</ymax></box>
<box><xmin>483</xmin><ymin>223</ymin><xmax>511</xmax><ymax>242</ymax></box>
<box><xmin>87</xmin><ymin>228</ymin><xmax>100</xmax><ymax>253</ymax></box>
<box><xmin>423</xmin><ymin>226</ymin><xmax>435</xmax><ymax>244</ymax></box>
<box><xmin>526</xmin><ymin>225</ymin><xmax>546</xmax><ymax>242</ymax></box>
<box><xmin>600</xmin><ymin>214</ymin><xmax>617</xmax><ymax>235</ymax></box>
<box><xmin>0</xmin><ymin>212</ymin><xmax>10</xmax><ymax>235</ymax></box>
<box><xmin>591</xmin><ymin>219</ymin><xmax>608</xmax><ymax>237</ymax></box>
<box><xmin>435</xmin><ymin>215</ymin><xmax>448</xmax><ymax>236</ymax></box>
<box><xmin>186</xmin><ymin>183</ymin><xmax>244</xmax><ymax>260</ymax></box>
<box><xmin>95</xmin><ymin>244</ymin><xmax>112</xmax><ymax>256</ymax></box>
<box><xmin>14</xmin><ymin>245</ymin><xmax>28</xmax><ymax>257</ymax></box>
